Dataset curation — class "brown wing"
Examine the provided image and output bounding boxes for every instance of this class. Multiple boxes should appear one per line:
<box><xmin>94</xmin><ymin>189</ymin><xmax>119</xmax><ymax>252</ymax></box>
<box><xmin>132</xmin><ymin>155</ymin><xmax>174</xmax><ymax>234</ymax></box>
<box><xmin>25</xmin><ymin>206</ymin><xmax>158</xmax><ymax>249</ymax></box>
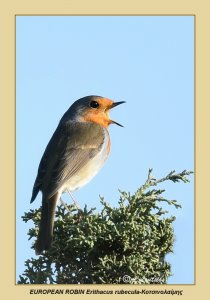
<box><xmin>31</xmin><ymin>121</ymin><xmax>104</xmax><ymax>202</ymax></box>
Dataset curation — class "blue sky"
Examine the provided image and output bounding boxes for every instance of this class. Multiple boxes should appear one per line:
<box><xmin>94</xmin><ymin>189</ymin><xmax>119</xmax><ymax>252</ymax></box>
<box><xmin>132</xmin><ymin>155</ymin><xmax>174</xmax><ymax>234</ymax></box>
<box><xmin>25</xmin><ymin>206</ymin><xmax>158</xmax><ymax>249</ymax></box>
<box><xmin>16</xmin><ymin>16</ymin><xmax>194</xmax><ymax>284</ymax></box>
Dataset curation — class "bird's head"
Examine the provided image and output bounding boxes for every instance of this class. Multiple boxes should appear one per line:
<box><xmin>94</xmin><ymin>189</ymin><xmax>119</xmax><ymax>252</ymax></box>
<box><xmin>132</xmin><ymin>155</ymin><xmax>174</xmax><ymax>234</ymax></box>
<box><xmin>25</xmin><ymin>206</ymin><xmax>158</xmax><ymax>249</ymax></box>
<box><xmin>63</xmin><ymin>95</ymin><xmax>125</xmax><ymax>128</ymax></box>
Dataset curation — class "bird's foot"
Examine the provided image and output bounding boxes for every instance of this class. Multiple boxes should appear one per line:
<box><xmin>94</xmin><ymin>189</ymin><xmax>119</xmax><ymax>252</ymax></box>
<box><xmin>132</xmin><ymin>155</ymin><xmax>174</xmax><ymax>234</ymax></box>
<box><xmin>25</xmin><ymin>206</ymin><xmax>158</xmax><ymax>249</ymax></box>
<box><xmin>67</xmin><ymin>189</ymin><xmax>80</xmax><ymax>209</ymax></box>
<box><xmin>59</xmin><ymin>197</ymin><xmax>71</xmax><ymax>214</ymax></box>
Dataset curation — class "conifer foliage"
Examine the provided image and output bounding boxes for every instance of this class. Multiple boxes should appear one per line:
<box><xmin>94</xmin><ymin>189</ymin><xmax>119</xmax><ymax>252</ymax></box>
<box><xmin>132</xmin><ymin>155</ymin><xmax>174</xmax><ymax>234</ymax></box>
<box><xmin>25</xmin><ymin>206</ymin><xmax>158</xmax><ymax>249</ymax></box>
<box><xmin>18</xmin><ymin>169</ymin><xmax>192</xmax><ymax>284</ymax></box>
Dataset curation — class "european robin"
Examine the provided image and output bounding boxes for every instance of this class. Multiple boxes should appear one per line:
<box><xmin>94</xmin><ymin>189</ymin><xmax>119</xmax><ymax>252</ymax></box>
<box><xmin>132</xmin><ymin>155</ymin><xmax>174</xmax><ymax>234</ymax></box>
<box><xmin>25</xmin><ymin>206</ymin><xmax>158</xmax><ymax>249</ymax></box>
<box><xmin>31</xmin><ymin>95</ymin><xmax>125</xmax><ymax>254</ymax></box>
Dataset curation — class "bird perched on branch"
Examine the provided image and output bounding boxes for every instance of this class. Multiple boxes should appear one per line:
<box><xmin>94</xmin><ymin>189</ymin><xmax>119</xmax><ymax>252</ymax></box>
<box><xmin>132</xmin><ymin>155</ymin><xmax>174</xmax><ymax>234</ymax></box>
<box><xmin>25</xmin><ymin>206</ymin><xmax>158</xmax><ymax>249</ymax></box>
<box><xmin>30</xmin><ymin>95</ymin><xmax>125</xmax><ymax>254</ymax></box>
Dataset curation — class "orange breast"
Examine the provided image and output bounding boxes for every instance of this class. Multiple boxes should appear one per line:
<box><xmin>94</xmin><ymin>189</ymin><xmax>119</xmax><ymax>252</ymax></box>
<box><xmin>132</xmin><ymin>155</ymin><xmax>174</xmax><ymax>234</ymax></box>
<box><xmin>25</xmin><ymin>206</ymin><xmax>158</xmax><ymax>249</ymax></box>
<box><xmin>82</xmin><ymin>111</ymin><xmax>110</xmax><ymax>128</ymax></box>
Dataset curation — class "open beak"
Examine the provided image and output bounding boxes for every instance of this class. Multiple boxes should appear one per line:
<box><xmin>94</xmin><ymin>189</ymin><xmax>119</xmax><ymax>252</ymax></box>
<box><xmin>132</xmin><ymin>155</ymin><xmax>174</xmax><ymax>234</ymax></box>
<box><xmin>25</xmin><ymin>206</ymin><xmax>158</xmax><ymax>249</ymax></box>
<box><xmin>110</xmin><ymin>101</ymin><xmax>126</xmax><ymax>127</ymax></box>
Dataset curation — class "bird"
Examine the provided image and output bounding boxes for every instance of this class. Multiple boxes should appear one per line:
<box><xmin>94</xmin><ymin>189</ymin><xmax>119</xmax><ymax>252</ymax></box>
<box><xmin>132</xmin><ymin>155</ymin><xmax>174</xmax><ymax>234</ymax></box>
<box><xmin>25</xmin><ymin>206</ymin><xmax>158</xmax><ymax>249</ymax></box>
<box><xmin>30</xmin><ymin>95</ymin><xmax>125</xmax><ymax>254</ymax></box>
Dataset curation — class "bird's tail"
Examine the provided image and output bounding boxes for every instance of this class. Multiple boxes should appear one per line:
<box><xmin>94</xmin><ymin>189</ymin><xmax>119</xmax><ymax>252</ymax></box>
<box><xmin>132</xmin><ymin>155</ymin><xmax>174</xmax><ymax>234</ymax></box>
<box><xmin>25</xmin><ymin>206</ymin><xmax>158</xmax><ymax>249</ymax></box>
<box><xmin>35</xmin><ymin>193</ymin><xmax>58</xmax><ymax>255</ymax></box>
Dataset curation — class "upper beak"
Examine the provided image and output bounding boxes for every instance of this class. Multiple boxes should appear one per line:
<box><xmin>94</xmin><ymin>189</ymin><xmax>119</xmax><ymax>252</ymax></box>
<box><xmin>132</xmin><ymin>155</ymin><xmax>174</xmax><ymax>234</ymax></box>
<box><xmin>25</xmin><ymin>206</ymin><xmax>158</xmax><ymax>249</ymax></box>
<box><xmin>110</xmin><ymin>101</ymin><xmax>126</xmax><ymax>108</ymax></box>
<box><xmin>109</xmin><ymin>101</ymin><xmax>126</xmax><ymax>127</ymax></box>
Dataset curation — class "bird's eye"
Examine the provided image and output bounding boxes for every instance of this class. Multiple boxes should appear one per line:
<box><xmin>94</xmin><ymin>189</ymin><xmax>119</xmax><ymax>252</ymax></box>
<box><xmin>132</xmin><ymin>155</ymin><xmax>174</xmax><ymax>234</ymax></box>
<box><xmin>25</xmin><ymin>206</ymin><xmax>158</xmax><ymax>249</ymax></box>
<box><xmin>90</xmin><ymin>100</ymin><xmax>99</xmax><ymax>109</ymax></box>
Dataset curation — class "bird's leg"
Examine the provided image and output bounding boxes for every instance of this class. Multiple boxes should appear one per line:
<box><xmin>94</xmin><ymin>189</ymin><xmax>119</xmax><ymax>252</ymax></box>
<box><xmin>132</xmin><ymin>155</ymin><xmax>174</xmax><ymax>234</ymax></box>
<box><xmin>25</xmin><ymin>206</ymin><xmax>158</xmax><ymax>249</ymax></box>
<box><xmin>59</xmin><ymin>197</ymin><xmax>71</xmax><ymax>214</ymax></box>
<box><xmin>67</xmin><ymin>189</ymin><xmax>80</xmax><ymax>209</ymax></box>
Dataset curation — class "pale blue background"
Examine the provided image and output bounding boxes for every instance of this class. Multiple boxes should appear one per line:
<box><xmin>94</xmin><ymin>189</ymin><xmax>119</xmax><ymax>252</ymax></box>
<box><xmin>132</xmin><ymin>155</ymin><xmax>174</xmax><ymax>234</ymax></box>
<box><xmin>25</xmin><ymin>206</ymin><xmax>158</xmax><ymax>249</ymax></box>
<box><xmin>16</xmin><ymin>16</ymin><xmax>194</xmax><ymax>284</ymax></box>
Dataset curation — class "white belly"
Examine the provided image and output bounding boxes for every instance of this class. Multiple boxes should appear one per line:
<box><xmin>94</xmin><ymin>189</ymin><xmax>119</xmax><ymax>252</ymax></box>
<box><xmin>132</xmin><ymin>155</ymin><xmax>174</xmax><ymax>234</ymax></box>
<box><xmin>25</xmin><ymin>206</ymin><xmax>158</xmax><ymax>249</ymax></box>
<box><xmin>62</xmin><ymin>128</ymin><xmax>110</xmax><ymax>193</ymax></box>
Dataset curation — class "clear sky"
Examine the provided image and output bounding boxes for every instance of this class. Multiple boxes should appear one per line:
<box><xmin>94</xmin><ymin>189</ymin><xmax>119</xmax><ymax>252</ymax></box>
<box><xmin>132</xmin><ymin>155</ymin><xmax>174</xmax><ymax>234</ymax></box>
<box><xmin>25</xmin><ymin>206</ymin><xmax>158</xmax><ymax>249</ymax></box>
<box><xmin>16</xmin><ymin>16</ymin><xmax>194</xmax><ymax>284</ymax></box>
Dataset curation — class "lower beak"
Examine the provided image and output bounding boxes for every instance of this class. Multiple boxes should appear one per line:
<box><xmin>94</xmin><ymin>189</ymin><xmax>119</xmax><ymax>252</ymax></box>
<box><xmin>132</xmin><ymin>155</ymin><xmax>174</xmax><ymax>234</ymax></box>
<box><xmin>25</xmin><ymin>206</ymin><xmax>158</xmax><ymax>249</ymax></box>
<box><xmin>110</xmin><ymin>101</ymin><xmax>126</xmax><ymax>127</ymax></box>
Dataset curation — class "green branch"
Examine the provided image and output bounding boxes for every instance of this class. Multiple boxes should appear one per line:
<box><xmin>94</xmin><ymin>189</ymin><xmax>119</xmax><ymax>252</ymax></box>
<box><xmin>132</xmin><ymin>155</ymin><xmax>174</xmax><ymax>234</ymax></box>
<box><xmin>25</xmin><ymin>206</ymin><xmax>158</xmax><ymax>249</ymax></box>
<box><xmin>18</xmin><ymin>169</ymin><xmax>193</xmax><ymax>284</ymax></box>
